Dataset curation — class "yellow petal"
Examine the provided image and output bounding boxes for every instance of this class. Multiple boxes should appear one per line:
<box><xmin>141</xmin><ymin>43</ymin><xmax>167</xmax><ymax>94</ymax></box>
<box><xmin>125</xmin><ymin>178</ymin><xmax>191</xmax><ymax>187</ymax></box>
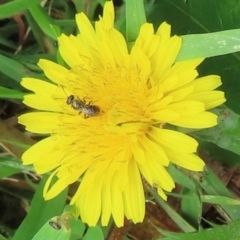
<box><xmin>135</xmin><ymin>23</ymin><xmax>159</xmax><ymax>58</ymax></box>
<box><xmin>114</xmin><ymin>159</ymin><xmax>129</xmax><ymax>192</ymax></box>
<box><xmin>152</xmin><ymin>35</ymin><xmax>182</xmax><ymax>80</ymax></box>
<box><xmin>111</xmin><ymin>175</ymin><xmax>124</xmax><ymax>227</ymax></box>
<box><xmin>168</xmin><ymin>86</ymin><xmax>194</xmax><ymax>102</ymax></box>
<box><xmin>38</xmin><ymin>59</ymin><xmax>69</xmax><ymax>85</ymax></box>
<box><xmin>21</xmin><ymin>78</ymin><xmax>56</xmax><ymax>96</ymax></box>
<box><xmin>44</xmin><ymin>172</ymin><xmax>78</xmax><ymax>200</ymax></box>
<box><xmin>138</xmin><ymin>163</ymin><xmax>154</xmax><ymax>186</ymax></box>
<box><xmin>58</xmin><ymin>34</ymin><xmax>86</xmax><ymax>67</ymax></box>
<box><xmin>23</xmin><ymin>94</ymin><xmax>63</xmax><ymax>112</ymax></box>
<box><xmin>123</xmin><ymin>159</ymin><xmax>145</xmax><ymax>223</ymax></box>
<box><xmin>76</xmin><ymin>13</ymin><xmax>97</xmax><ymax>49</ymax></box>
<box><xmin>95</xmin><ymin>22</ymin><xmax>128</xmax><ymax>66</ymax></box>
<box><xmin>98</xmin><ymin>40</ymin><xmax>116</xmax><ymax>69</ymax></box>
<box><xmin>150</xmin><ymin>21</ymin><xmax>171</xmax><ymax>70</ymax></box>
<box><xmin>140</xmin><ymin>135</ymin><xmax>169</xmax><ymax>166</ymax></box>
<box><xmin>166</xmin><ymin>69</ymin><xmax>198</xmax><ymax>90</ymax></box>
<box><xmin>149</xmin><ymin>127</ymin><xmax>198</xmax><ymax>153</ymax></box>
<box><xmin>157</xmin><ymin>187</ymin><xmax>167</xmax><ymax>200</ymax></box>
<box><xmin>78</xmin><ymin>191</ymin><xmax>99</xmax><ymax>226</ymax></box>
<box><xmin>166</xmin><ymin>101</ymin><xmax>205</xmax><ymax>116</ymax></box>
<box><xmin>43</xmin><ymin>169</ymin><xmax>58</xmax><ymax>197</ymax></box>
<box><xmin>131</xmin><ymin>143</ymin><xmax>146</xmax><ymax>165</ymax></box>
<box><xmin>164</xmin><ymin>146</ymin><xmax>205</xmax><ymax>171</ymax></box>
<box><xmin>21</xmin><ymin>137</ymin><xmax>55</xmax><ymax>164</ymax></box>
<box><xmin>131</xmin><ymin>46</ymin><xmax>151</xmax><ymax>78</ymax></box>
<box><xmin>151</xmin><ymin>109</ymin><xmax>180</xmax><ymax>122</ymax></box>
<box><xmin>18</xmin><ymin>112</ymin><xmax>61</xmax><ymax>134</ymax></box>
<box><xmin>190</xmin><ymin>75</ymin><xmax>222</xmax><ymax>92</ymax></box>
<box><xmin>138</xmin><ymin>148</ymin><xmax>174</xmax><ymax>191</ymax></box>
<box><xmin>101</xmin><ymin>184</ymin><xmax>112</xmax><ymax>226</ymax></box>
<box><xmin>169</xmin><ymin>111</ymin><xmax>218</xmax><ymax>128</ymax></box>
<box><xmin>150</xmin><ymin>95</ymin><xmax>172</xmax><ymax>110</ymax></box>
<box><xmin>166</xmin><ymin>58</ymin><xmax>204</xmax><ymax>76</ymax></box>
<box><xmin>84</xmin><ymin>183</ymin><xmax>102</xmax><ymax>226</ymax></box>
<box><xmin>156</xmin><ymin>21</ymin><xmax>171</xmax><ymax>40</ymax></box>
<box><xmin>102</xmin><ymin>0</ymin><xmax>115</xmax><ymax>30</ymax></box>
<box><xmin>184</xmin><ymin>91</ymin><xmax>226</xmax><ymax>109</ymax></box>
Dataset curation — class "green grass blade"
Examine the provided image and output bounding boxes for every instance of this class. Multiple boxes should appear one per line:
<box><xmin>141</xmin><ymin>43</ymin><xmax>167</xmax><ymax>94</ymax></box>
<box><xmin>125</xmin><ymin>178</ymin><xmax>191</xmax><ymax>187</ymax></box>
<box><xmin>177</xmin><ymin>29</ymin><xmax>240</xmax><ymax>61</ymax></box>
<box><xmin>181</xmin><ymin>188</ymin><xmax>202</xmax><ymax>229</ymax></box>
<box><xmin>125</xmin><ymin>0</ymin><xmax>146</xmax><ymax>42</ymax></box>
<box><xmin>83</xmin><ymin>226</ymin><xmax>104</xmax><ymax>240</ymax></box>
<box><xmin>201</xmin><ymin>195</ymin><xmax>240</xmax><ymax>205</ymax></box>
<box><xmin>168</xmin><ymin>164</ymin><xmax>197</xmax><ymax>191</ymax></box>
<box><xmin>193</xmin><ymin>106</ymin><xmax>240</xmax><ymax>157</ymax></box>
<box><xmin>0</xmin><ymin>54</ymin><xmax>37</xmax><ymax>82</ymax></box>
<box><xmin>0</xmin><ymin>155</ymin><xmax>22</xmax><ymax>178</ymax></box>
<box><xmin>198</xmin><ymin>167</ymin><xmax>240</xmax><ymax>220</ymax></box>
<box><xmin>148</xmin><ymin>187</ymin><xmax>196</xmax><ymax>232</ymax></box>
<box><xmin>28</xmin><ymin>5</ymin><xmax>61</xmax><ymax>40</ymax></box>
<box><xmin>0</xmin><ymin>154</ymin><xmax>34</xmax><ymax>173</ymax></box>
<box><xmin>158</xmin><ymin>219</ymin><xmax>240</xmax><ymax>240</ymax></box>
<box><xmin>12</xmin><ymin>175</ymin><xmax>68</xmax><ymax>240</ymax></box>
<box><xmin>32</xmin><ymin>218</ymin><xmax>71</xmax><ymax>240</ymax></box>
<box><xmin>0</xmin><ymin>86</ymin><xmax>24</xmax><ymax>99</ymax></box>
<box><xmin>0</xmin><ymin>0</ymin><xmax>41</xmax><ymax>19</ymax></box>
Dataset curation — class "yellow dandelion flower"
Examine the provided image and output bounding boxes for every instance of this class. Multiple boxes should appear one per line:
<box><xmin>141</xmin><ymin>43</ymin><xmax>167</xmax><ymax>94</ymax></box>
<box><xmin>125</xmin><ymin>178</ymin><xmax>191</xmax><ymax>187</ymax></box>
<box><xmin>18</xmin><ymin>1</ymin><xmax>226</xmax><ymax>227</ymax></box>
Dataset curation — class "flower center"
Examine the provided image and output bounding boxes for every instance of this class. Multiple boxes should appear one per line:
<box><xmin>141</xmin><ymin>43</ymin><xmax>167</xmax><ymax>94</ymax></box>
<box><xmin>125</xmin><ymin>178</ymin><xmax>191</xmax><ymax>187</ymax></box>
<box><xmin>68</xmin><ymin>63</ymin><xmax>153</xmax><ymax>137</ymax></box>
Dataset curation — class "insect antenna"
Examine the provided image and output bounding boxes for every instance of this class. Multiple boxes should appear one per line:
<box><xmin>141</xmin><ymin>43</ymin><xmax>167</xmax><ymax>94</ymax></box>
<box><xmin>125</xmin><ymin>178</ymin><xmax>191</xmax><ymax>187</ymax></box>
<box><xmin>52</xmin><ymin>85</ymin><xmax>70</xmax><ymax>101</ymax></box>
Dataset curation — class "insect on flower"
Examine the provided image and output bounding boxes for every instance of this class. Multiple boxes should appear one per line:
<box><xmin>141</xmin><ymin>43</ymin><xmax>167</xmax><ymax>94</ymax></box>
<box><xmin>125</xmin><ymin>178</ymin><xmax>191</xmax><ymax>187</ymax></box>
<box><xmin>66</xmin><ymin>94</ymin><xmax>100</xmax><ymax>118</ymax></box>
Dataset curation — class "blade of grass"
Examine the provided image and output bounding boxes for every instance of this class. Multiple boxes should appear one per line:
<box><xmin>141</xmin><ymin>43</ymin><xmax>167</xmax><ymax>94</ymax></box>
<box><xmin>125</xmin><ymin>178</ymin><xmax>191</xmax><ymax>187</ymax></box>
<box><xmin>125</xmin><ymin>0</ymin><xmax>146</xmax><ymax>42</ymax></box>
<box><xmin>193</xmin><ymin>106</ymin><xmax>240</xmax><ymax>157</ymax></box>
<box><xmin>0</xmin><ymin>0</ymin><xmax>41</xmax><ymax>19</ymax></box>
<box><xmin>28</xmin><ymin>5</ymin><xmax>61</xmax><ymax>40</ymax></box>
<box><xmin>32</xmin><ymin>218</ymin><xmax>71</xmax><ymax>240</ymax></box>
<box><xmin>0</xmin><ymin>86</ymin><xmax>24</xmax><ymax>99</ymax></box>
<box><xmin>157</xmin><ymin>219</ymin><xmax>240</xmax><ymax>240</ymax></box>
<box><xmin>83</xmin><ymin>226</ymin><xmax>104</xmax><ymax>240</ymax></box>
<box><xmin>148</xmin><ymin>187</ymin><xmax>196</xmax><ymax>232</ymax></box>
<box><xmin>181</xmin><ymin>188</ymin><xmax>202</xmax><ymax>229</ymax></box>
<box><xmin>0</xmin><ymin>155</ymin><xmax>34</xmax><ymax>173</ymax></box>
<box><xmin>201</xmin><ymin>195</ymin><xmax>240</xmax><ymax>205</ymax></box>
<box><xmin>0</xmin><ymin>54</ymin><xmax>42</xmax><ymax>82</ymax></box>
<box><xmin>0</xmin><ymin>120</ymin><xmax>34</xmax><ymax>159</ymax></box>
<box><xmin>168</xmin><ymin>164</ymin><xmax>197</xmax><ymax>191</ymax></box>
<box><xmin>68</xmin><ymin>218</ymin><xmax>86</xmax><ymax>240</ymax></box>
<box><xmin>177</xmin><ymin>29</ymin><xmax>240</xmax><ymax>61</ymax></box>
<box><xmin>0</xmin><ymin>234</ymin><xmax>7</xmax><ymax>240</ymax></box>
<box><xmin>196</xmin><ymin>166</ymin><xmax>240</xmax><ymax>220</ymax></box>
<box><xmin>0</xmin><ymin>138</ymin><xmax>32</xmax><ymax>150</ymax></box>
<box><xmin>0</xmin><ymin>155</ymin><xmax>22</xmax><ymax>177</ymax></box>
<box><xmin>12</xmin><ymin>175</ymin><xmax>68</xmax><ymax>240</ymax></box>
<box><xmin>0</xmin><ymin>37</ymin><xmax>16</xmax><ymax>49</ymax></box>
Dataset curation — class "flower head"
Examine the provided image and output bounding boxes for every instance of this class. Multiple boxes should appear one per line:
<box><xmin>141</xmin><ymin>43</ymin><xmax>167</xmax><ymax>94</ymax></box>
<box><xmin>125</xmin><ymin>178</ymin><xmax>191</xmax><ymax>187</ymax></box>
<box><xmin>19</xmin><ymin>1</ymin><xmax>225</xmax><ymax>227</ymax></box>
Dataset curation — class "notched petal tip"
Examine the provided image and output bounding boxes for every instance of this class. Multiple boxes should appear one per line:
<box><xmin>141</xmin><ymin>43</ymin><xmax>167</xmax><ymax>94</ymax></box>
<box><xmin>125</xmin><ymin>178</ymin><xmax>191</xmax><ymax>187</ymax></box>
<box><xmin>21</xmin><ymin>78</ymin><xmax>37</xmax><ymax>89</ymax></box>
<box><xmin>102</xmin><ymin>0</ymin><xmax>115</xmax><ymax>30</ymax></box>
<box><xmin>156</xmin><ymin>21</ymin><xmax>171</xmax><ymax>38</ymax></box>
<box><xmin>43</xmin><ymin>170</ymin><xmax>58</xmax><ymax>200</ymax></box>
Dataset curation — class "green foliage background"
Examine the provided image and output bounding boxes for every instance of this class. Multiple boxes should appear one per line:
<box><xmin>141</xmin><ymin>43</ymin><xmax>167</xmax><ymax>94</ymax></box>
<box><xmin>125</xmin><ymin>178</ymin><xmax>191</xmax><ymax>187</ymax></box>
<box><xmin>0</xmin><ymin>0</ymin><xmax>240</xmax><ymax>239</ymax></box>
